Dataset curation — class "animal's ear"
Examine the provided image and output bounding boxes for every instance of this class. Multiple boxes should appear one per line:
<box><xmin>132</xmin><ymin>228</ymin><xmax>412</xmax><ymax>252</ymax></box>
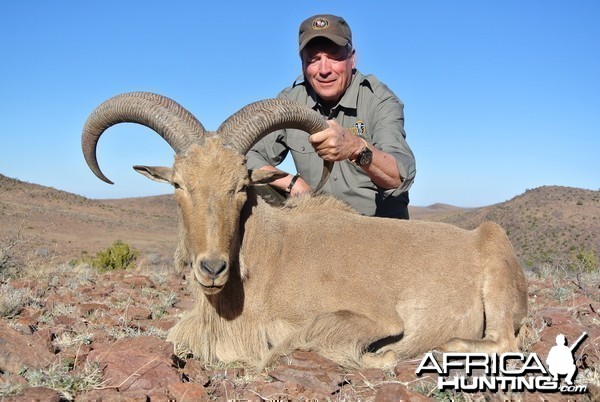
<box><xmin>249</xmin><ymin>169</ymin><xmax>288</xmax><ymax>185</ymax></box>
<box><xmin>133</xmin><ymin>165</ymin><xmax>173</xmax><ymax>184</ymax></box>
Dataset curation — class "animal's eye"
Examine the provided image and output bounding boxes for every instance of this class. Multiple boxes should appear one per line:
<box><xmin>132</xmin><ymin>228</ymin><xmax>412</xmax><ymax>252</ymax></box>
<box><xmin>173</xmin><ymin>182</ymin><xmax>182</xmax><ymax>190</ymax></box>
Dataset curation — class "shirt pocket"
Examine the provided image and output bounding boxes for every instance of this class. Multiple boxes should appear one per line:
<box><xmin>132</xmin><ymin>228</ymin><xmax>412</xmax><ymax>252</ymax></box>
<box><xmin>286</xmin><ymin>130</ymin><xmax>313</xmax><ymax>154</ymax></box>
<box><xmin>285</xmin><ymin>129</ymin><xmax>323</xmax><ymax>188</ymax></box>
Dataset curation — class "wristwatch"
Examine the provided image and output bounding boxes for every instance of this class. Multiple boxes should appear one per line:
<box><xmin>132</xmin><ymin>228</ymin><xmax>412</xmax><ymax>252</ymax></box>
<box><xmin>353</xmin><ymin>139</ymin><xmax>373</xmax><ymax>166</ymax></box>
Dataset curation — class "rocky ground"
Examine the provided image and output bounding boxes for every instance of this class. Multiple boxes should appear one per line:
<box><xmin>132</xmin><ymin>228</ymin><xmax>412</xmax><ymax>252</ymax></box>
<box><xmin>1</xmin><ymin>178</ymin><xmax>599</xmax><ymax>400</ymax></box>
<box><xmin>0</xmin><ymin>258</ymin><xmax>599</xmax><ymax>401</ymax></box>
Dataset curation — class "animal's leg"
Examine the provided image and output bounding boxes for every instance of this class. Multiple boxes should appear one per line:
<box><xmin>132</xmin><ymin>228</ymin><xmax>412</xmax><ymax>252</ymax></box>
<box><xmin>261</xmin><ymin>310</ymin><xmax>404</xmax><ymax>370</ymax></box>
<box><xmin>435</xmin><ymin>286</ymin><xmax>525</xmax><ymax>355</ymax></box>
<box><xmin>362</xmin><ymin>350</ymin><xmax>398</xmax><ymax>369</ymax></box>
<box><xmin>437</xmin><ymin>226</ymin><xmax>528</xmax><ymax>355</ymax></box>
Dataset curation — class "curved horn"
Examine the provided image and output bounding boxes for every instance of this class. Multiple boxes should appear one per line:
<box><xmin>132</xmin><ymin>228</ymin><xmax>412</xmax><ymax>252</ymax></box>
<box><xmin>81</xmin><ymin>92</ymin><xmax>206</xmax><ymax>184</ymax></box>
<box><xmin>216</xmin><ymin>98</ymin><xmax>332</xmax><ymax>192</ymax></box>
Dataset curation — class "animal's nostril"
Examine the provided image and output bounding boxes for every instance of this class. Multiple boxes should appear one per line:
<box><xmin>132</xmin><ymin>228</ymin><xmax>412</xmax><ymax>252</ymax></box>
<box><xmin>200</xmin><ymin>259</ymin><xmax>227</xmax><ymax>277</ymax></box>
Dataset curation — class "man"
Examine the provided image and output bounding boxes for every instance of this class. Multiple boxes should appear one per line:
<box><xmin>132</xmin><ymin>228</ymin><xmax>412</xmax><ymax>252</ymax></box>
<box><xmin>247</xmin><ymin>14</ymin><xmax>416</xmax><ymax>218</ymax></box>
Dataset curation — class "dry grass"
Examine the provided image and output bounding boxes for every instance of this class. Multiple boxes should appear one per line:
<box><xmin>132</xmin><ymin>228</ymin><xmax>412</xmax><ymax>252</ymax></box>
<box><xmin>22</xmin><ymin>360</ymin><xmax>106</xmax><ymax>400</ymax></box>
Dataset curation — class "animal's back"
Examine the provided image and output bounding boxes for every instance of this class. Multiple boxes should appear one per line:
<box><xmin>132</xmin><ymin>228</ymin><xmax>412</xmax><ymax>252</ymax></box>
<box><xmin>248</xmin><ymin>202</ymin><xmax>487</xmax><ymax>322</ymax></box>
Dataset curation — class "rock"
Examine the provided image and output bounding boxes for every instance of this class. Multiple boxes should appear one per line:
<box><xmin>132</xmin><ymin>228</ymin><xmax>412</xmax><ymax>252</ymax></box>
<box><xmin>587</xmin><ymin>383</ymin><xmax>600</xmax><ymax>402</ymax></box>
<box><xmin>53</xmin><ymin>314</ymin><xmax>77</xmax><ymax>326</ymax></box>
<box><xmin>394</xmin><ymin>358</ymin><xmax>424</xmax><ymax>383</ymax></box>
<box><xmin>76</xmin><ymin>388</ymin><xmax>122</xmax><ymax>401</ymax></box>
<box><xmin>375</xmin><ymin>382</ymin><xmax>429</xmax><ymax>402</ymax></box>
<box><xmin>180</xmin><ymin>359</ymin><xmax>210</xmax><ymax>386</ymax></box>
<box><xmin>124</xmin><ymin>306</ymin><xmax>152</xmax><ymax>321</ymax></box>
<box><xmin>17</xmin><ymin>306</ymin><xmax>42</xmax><ymax>322</ymax></box>
<box><xmin>123</xmin><ymin>274</ymin><xmax>155</xmax><ymax>289</ymax></box>
<box><xmin>174</xmin><ymin>298</ymin><xmax>196</xmax><ymax>311</ymax></box>
<box><xmin>78</xmin><ymin>302</ymin><xmax>109</xmax><ymax>317</ymax></box>
<box><xmin>268</xmin><ymin>363</ymin><xmax>345</xmax><ymax>396</ymax></box>
<box><xmin>167</xmin><ymin>382</ymin><xmax>209</xmax><ymax>401</ymax></box>
<box><xmin>149</xmin><ymin>316</ymin><xmax>179</xmax><ymax>332</ymax></box>
<box><xmin>539</xmin><ymin>307</ymin><xmax>579</xmax><ymax>327</ymax></box>
<box><xmin>74</xmin><ymin>344</ymin><xmax>93</xmax><ymax>367</ymax></box>
<box><xmin>343</xmin><ymin>367</ymin><xmax>387</xmax><ymax>398</ymax></box>
<box><xmin>2</xmin><ymin>386</ymin><xmax>62</xmax><ymax>402</ymax></box>
<box><xmin>252</xmin><ymin>380</ymin><xmax>306</xmax><ymax>400</ymax></box>
<box><xmin>0</xmin><ymin>322</ymin><xmax>55</xmax><ymax>373</ymax></box>
<box><xmin>87</xmin><ymin>336</ymin><xmax>180</xmax><ymax>396</ymax></box>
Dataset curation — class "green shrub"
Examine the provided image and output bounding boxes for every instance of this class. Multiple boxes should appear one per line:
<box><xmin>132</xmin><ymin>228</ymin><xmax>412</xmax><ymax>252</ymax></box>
<box><xmin>570</xmin><ymin>249</ymin><xmax>598</xmax><ymax>273</ymax></box>
<box><xmin>89</xmin><ymin>240</ymin><xmax>138</xmax><ymax>273</ymax></box>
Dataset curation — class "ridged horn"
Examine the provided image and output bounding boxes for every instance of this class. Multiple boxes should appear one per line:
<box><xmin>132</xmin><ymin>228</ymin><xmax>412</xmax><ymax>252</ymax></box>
<box><xmin>216</xmin><ymin>98</ymin><xmax>332</xmax><ymax>192</ymax></box>
<box><xmin>81</xmin><ymin>92</ymin><xmax>206</xmax><ymax>184</ymax></box>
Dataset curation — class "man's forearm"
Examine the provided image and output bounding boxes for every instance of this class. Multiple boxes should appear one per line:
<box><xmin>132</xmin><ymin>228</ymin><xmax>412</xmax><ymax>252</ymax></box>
<box><xmin>257</xmin><ymin>165</ymin><xmax>311</xmax><ymax>195</ymax></box>
<box><xmin>360</xmin><ymin>147</ymin><xmax>402</xmax><ymax>190</ymax></box>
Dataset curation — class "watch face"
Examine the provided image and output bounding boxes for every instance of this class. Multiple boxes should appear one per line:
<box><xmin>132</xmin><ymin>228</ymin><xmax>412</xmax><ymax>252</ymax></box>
<box><xmin>359</xmin><ymin>148</ymin><xmax>373</xmax><ymax>166</ymax></box>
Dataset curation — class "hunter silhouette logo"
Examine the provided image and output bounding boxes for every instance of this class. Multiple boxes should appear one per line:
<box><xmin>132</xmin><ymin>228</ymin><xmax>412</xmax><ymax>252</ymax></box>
<box><xmin>546</xmin><ymin>332</ymin><xmax>587</xmax><ymax>385</ymax></box>
<box><xmin>416</xmin><ymin>332</ymin><xmax>588</xmax><ymax>394</ymax></box>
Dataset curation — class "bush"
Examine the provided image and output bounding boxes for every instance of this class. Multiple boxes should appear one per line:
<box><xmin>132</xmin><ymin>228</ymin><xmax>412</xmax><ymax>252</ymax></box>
<box><xmin>0</xmin><ymin>283</ymin><xmax>30</xmax><ymax>318</ymax></box>
<box><xmin>89</xmin><ymin>240</ymin><xmax>138</xmax><ymax>273</ymax></box>
<box><xmin>570</xmin><ymin>249</ymin><xmax>598</xmax><ymax>274</ymax></box>
<box><xmin>22</xmin><ymin>360</ymin><xmax>104</xmax><ymax>400</ymax></box>
<box><xmin>0</xmin><ymin>235</ymin><xmax>22</xmax><ymax>279</ymax></box>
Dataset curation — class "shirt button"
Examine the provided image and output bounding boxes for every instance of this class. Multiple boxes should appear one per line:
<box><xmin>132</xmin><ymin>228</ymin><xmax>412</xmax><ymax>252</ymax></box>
<box><xmin>301</xmin><ymin>146</ymin><xmax>305</xmax><ymax>151</ymax></box>
<box><xmin>333</xmin><ymin>176</ymin><xmax>338</xmax><ymax>181</ymax></box>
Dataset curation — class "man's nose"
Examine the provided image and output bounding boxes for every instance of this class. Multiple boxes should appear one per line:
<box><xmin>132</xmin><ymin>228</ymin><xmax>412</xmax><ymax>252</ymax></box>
<box><xmin>318</xmin><ymin>57</ymin><xmax>332</xmax><ymax>74</ymax></box>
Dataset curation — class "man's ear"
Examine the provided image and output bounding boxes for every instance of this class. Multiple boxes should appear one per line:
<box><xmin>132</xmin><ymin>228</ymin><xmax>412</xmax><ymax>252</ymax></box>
<box><xmin>133</xmin><ymin>165</ymin><xmax>173</xmax><ymax>184</ymax></box>
<box><xmin>249</xmin><ymin>169</ymin><xmax>288</xmax><ymax>184</ymax></box>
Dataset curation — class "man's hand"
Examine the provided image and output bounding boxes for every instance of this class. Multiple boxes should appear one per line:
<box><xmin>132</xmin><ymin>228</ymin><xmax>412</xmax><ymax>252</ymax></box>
<box><xmin>288</xmin><ymin>176</ymin><xmax>312</xmax><ymax>196</ymax></box>
<box><xmin>308</xmin><ymin>120</ymin><xmax>403</xmax><ymax>190</ymax></box>
<box><xmin>257</xmin><ymin>166</ymin><xmax>312</xmax><ymax>196</ymax></box>
<box><xmin>308</xmin><ymin>120</ymin><xmax>363</xmax><ymax>162</ymax></box>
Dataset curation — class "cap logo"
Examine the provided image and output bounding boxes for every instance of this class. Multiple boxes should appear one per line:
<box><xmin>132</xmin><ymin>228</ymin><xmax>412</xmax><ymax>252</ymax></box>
<box><xmin>312</xmin><ymin>17</ymin><xmax>329</xmax><ymax>30</ymax></box>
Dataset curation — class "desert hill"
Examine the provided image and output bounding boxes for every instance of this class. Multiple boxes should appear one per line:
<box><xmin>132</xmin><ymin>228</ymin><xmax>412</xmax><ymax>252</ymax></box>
<box><xmin>1</xmin><ymin>173</ymin><xmax>598</xmax><ymax>269</ymax></box>
<box><xmin>0</xmin><ymin>174</ymin><xmax>177</xmax><ymax>262</ymax></box>
<box><xmin>417</xmin><ymin>186</ymin><xmax>600</xmax><ymax>267</ymax></box>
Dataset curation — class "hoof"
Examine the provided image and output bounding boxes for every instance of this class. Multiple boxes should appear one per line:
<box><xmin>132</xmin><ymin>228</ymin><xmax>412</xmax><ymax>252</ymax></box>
<box><xmin>362</xmin><ymin>350</ymin><xmax>398</xmax><ymax>369</ymax></box>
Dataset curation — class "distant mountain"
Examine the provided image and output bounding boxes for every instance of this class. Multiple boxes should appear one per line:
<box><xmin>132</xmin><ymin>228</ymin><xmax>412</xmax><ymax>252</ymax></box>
<box><xmin>2</xmin><ymin>174</ymin><xmax>598</xmax><ymax>268</ymax></box>
<box><xmin>418</xmin><ymin>186</ymin><xmax>600</xmax><ymax>267</ymax></box>
<box><xmin>408</xmin><ymin>203</ymin><xmax>469</xmax><ymax>220</ymax></box>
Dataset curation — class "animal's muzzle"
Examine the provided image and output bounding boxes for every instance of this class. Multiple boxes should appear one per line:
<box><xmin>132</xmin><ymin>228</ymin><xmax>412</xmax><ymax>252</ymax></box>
<box><xmin>200</xmin><ymin>258</ymin><xmax>228</xmax><ymax>280</ymax></box>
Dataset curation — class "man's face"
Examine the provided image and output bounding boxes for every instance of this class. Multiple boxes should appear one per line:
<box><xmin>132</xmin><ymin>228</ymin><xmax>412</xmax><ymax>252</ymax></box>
<box><xmin>301</xmin><ymin>39</ymin><xmax>356</xmax><ymax>107</ymax></box>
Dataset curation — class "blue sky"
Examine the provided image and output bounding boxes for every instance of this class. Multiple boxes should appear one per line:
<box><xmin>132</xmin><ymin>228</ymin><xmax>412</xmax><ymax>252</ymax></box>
<box><xmin>1</xmin><ymin>1</ymin><xmax>598</xmax><ymax>207</ymax></box>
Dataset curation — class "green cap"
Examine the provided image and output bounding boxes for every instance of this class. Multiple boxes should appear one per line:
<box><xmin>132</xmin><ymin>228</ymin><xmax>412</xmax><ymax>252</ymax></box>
<box><xmin>298</xmin><ymin>14</ymin><xmax>352</xmax><ymax>52</ymax></box>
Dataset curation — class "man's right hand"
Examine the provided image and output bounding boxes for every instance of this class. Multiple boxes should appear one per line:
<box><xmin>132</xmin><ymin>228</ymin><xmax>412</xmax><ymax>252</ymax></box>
<box><xmin>258</xmin><ymin>166</ymin><xmax>312</xmax><ymax>196</ymax></box>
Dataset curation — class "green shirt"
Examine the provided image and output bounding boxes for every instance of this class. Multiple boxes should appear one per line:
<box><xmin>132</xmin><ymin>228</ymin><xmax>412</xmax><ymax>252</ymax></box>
<box><xmin>246</xmin><ymin>70</ymin><xmax>416</xmax><ymax>218</ymax></box>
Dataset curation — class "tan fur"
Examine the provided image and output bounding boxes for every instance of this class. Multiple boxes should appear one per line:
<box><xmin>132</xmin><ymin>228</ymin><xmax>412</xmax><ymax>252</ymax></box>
<box><xmin>140</xmin><ymin>138</ymin><xmax>528</xmax><ymax>370</ymax></box>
